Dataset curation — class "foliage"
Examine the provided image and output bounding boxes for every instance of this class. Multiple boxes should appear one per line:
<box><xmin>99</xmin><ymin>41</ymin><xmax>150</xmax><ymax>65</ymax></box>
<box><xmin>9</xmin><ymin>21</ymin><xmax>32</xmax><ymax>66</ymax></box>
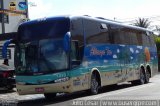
<box><xmin>134</xmin><ymin>18</ymin><xmax>151</xmax><ymax>28</ymax></box>
<box><xmin>155</xmin><ymin>35</ymin><xmax>160</xmax><ymax>71</ymax></box>
<box><xmin>155</xmin><ymin>35</ymin><xmax>160</xmax><ymax>52</ymax></box>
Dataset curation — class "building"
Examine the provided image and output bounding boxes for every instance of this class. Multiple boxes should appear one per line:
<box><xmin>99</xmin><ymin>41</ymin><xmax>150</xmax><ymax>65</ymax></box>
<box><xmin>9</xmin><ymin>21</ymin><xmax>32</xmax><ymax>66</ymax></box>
<box><xmin>0</xmin><ymin>0</ymin><xmax>28</xmax><ymax>34</ymax></box>
<box><xmin>0</xmin><ymin>0</ymin><xmax>28</xmax><ymax>67</ymax></box>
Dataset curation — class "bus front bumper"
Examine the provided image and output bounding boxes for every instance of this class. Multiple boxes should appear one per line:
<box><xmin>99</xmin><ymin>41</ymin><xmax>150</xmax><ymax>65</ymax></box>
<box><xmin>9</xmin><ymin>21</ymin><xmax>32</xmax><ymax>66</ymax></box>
<box><xmin>16</xmin><ymin>81</ymin><xmax>72</xmax><ymax>95</ymax></box>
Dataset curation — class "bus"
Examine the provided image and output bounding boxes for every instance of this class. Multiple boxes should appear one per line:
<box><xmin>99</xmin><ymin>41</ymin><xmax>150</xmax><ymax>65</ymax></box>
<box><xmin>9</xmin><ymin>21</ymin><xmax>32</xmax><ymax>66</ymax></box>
<box><xmin>2</xmin><ymin>16</ymin><xmax>158</xmax><ymax>99</ymax></box>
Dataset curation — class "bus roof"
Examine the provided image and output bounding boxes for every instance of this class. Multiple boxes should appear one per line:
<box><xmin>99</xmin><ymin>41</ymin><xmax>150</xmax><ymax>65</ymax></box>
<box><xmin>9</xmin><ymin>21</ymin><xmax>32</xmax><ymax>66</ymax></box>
<box><xmin>19</xmin><ymin>16</ymin><xmax>69</xmax><ymax>27</ymax></box>
<box><xmin>70</xmin><ymin>15</ymin><xmax>153</xmax><ymax>33</ymax></box>
<box><xmin>20</xmin><ymin>15</ymin><xmax>153</xmax><ymax>34</ymax></box>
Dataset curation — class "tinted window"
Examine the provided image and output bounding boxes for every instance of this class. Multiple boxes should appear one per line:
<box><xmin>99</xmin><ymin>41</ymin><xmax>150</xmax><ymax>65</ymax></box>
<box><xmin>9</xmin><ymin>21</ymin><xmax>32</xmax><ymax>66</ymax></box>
<box><xmin>110</xmin><ymin>25</ymin><xmax>122</xmax><ymax>44</ymax></box>
<box><xmin>129</xmin><ymin>31</ymin><xmax>138</xmax><ymax>45</ymax></box>
<box><xmin>110</xmin><ymin>24</ymin><xmax>140</xmax><ymax>45</ymax></box>
<box><xmin>136</xmin><ymin>31</ymin><xmax>153</xmax><ymax>46</ymax></box>
<box><xmin>71</xmin><ymin>18</ymin><xmax>84</xmax><ymax>46</ymax></box>
<box><xmin>71</xmin><ymin>18</ymin><xmax>84</xmax><ymax>61</ymax></box>
<box><xmin>71</xmin><ymin>41</ymin><xmax>78</xmax><ymax>61</ymax></box>
<box><xmin>136</xmin><ymin>31</ymin><xmax>143</xmax><ymax>45</ymax></box>
<box><xmin>18</xmin><ymin>17</ymin><xmax>70</xmax><ymax>42</ymax></box>
<box><xmin>142</xmin><ymin>33</ymin><xmax>150</xmax><ymax>46</ymax></box>
<box><xmin>84</xmin><ymin>19</ymin><xmax>109</xmax><ymax>44</ymax></box>
<box><xmin>149</xmin><ymin>34</ymin><xmax>155</xmax><ymax>46</ymax></box>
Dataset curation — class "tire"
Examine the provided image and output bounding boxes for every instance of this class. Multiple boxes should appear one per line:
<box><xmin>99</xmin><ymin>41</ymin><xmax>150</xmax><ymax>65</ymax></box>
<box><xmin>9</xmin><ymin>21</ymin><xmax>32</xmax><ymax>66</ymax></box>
<box><xmin>132</xmin><ymin>68</ymin><xmax>145</xmax><ymax>85</ymax></box>
<box><xmin>139</xmin><ymin>68</ymin><xmax>145</xmax><ymax>84</ymax></box>
<box><xmin>6</xmin><ymin>85</ymin><xmax>14</xmax><ymax>91</ymax></box>
<box><xmin>90</xmin><ymin>74</ymin><xmax>99</xmax><ymax>95</ymax></box>
<box><xmin>44</xmin><ymin>93</ymin><xmax>56</xmax><ymax>100</ymax></box>
<box><xmin>145</xmin><ymin>69</ymin><xmax>150</xmax><ymax>83</ymax></box>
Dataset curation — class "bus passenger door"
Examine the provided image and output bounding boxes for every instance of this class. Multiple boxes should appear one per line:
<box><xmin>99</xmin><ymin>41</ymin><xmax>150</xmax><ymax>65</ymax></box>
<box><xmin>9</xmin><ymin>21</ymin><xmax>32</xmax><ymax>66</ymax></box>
<box><xmin>69</xmin><ymin>18</ymin><xmax>88</xmax><ymax>92</ymax></box>
<box><xmin>70</xmin><ymin>40</ymin><xmax>88</xmax><ymax>92</ymax></box>
<box><xmin>71</xmin><ymin>40</ymin><xmax>81</xmax><ymax>68</ymax></box>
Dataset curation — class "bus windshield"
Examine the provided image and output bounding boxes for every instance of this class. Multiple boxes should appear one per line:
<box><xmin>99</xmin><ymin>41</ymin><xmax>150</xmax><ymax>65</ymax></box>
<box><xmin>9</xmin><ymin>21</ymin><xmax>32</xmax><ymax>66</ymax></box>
<box><xmin>15</xmin><ymin>17</ymin><xmax>70</xmax><ymax>75</ymax></box>
<box><xmin>18</xmin><ymin>17</ymin><xmax>70</xmax><ymax>42</ymax></box>
<box><xmin>16</xmin><ymin>39</ymin><xmax>68</xmax><ymax>75</ymax></box>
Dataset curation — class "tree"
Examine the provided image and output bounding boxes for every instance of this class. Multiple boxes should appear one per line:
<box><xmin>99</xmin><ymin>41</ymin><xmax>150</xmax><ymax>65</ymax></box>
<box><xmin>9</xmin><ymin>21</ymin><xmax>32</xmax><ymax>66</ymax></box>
<box><xmin>154</xmin><ymin>25</ymin><xmax>160</xmax><ymax>36</ymax></box>
<box><xmin>134</xmin><ymin>18</ymin><xmax>151</xmax><ymax>28</ymax></box>
<box><xmin>155</xmin><ymin>36</ymin><xmax>160</xmax><ymax>71</ymax></box>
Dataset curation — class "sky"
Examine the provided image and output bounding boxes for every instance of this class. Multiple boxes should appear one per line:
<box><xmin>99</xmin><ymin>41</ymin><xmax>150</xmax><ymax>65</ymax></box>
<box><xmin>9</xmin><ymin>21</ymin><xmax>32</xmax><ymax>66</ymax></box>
<box><xmin>28</xmin><ymin>0</ymin><xmax>160</xmax><ymax>26</ymax></box>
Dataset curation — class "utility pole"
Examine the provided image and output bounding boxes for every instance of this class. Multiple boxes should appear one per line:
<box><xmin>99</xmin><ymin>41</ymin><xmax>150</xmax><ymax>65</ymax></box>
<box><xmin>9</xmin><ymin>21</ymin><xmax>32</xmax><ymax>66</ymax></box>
<box><xmin>1</xmin><ymin>0</ymin><xmax>5</xmax><ymax>34</ymax></box>
<box><xmin>25</xmin><ymin>0</ymin><xmax>29</xmax><ymax>18</ymax></box>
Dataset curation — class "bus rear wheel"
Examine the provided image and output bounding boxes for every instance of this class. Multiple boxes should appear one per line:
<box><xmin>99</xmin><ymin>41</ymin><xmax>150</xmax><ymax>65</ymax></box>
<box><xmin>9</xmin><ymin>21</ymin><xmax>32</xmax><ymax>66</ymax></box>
<box><xmin>132</xmin><ymin>68</ymin><xmax>145</xmax><ymax>85</ymax></box>
<box><xmin>44</xmin><ymin>93</ymin><xmax>56</xmax><ymax>100</ymax></box>
<box><xmin>145</xmin><ymin>69</ymin><xmax>151</xmax><ymax>83</ymax></box>
<box><xmin>90</xmin><ymin>74</ymin><xmax>100</xmax><ymax>95</ymax></box>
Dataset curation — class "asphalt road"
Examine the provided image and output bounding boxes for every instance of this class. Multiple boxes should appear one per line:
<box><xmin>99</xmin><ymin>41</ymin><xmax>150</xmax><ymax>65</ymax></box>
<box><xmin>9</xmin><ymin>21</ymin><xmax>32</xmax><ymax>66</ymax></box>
<box><xmin>1</xmin><ymin>73</ymin><xmax>160</xmax><ymax>106</ymax></box>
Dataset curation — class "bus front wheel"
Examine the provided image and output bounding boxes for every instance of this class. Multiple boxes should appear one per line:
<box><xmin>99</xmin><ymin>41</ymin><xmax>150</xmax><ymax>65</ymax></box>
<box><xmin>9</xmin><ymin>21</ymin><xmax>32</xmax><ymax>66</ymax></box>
<box><xmin>44</xmin><ymin>93</ymin><xmax>56</xmax><ymax>100</ymax></box>
<box><xmin>90</xmin><ymin>73</ymin><xmax>100</xmax><ymax>95</ymax></box>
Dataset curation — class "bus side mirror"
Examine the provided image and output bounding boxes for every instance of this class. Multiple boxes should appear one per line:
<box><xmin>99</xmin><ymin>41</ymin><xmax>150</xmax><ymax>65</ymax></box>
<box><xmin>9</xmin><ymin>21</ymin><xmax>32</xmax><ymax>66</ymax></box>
<box><xmin>2</xmin><ymin>39</ymin><xmax>13</xmax><ymax>59</ymax></box>
<box><xmin>63</xmin><ymin>32</ymin><xmax>71</xmax><ymax>52</ymax></box>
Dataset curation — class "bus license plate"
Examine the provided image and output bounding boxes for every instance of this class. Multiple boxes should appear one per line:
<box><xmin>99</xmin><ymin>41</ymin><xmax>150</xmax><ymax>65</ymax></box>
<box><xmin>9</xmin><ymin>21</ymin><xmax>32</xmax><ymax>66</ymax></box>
<box><xmin>35</xmin><ymin>87</ymin><xmax>44</xmax><ymax>92</ymax></box>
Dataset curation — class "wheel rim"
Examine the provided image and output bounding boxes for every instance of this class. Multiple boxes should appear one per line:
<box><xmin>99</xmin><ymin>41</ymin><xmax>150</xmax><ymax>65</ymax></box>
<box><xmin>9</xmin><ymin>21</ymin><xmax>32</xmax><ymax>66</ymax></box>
<box><xmin>91</xmin><ymin>75</ymin><xmax>98</xmax><ymax>94</ymax></box>
<box><xmin>140</xmin><ymin>70</ymin><xmax>145</xmax><ymax>84</ymax></box>
<box><xmin>145</xmin><ymin>70</ymin><xmax>150</xmax><ymax>83</ymax></box>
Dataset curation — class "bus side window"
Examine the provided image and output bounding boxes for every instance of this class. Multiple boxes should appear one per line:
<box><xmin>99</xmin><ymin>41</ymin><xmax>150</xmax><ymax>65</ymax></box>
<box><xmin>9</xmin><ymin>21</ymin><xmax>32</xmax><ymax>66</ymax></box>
<box><xmin>148</xmin><ymin>33</ymin><xmax>155</xmax><ymax>46</ymax></box>
<box><xmin>71</xmin><ymin>41</ymin><xmax>77</xmax><ymax>61</ymax></box>
<box><xmin>151</xmin><ymin>35</ymin><xmax>156</xmax><ymax>46</ymax></box>
<box><xmin>71</xmin><ymin>41</ymin><xmax>80</xmax><ymax>68</ymax></box>
<box><xmin>85</xmin><ymin>20</ymin><xmax>110</xmax><ymax>44</ymax></box>
<box><xmin>70</xmin><ymin>17</ymin><xmax>84</xmax><ymax>67</ymax></box>
<box><xmin>110</xmin><ymin>25</ymin><xmax>122</xmax><ymax>44</ymax></box>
